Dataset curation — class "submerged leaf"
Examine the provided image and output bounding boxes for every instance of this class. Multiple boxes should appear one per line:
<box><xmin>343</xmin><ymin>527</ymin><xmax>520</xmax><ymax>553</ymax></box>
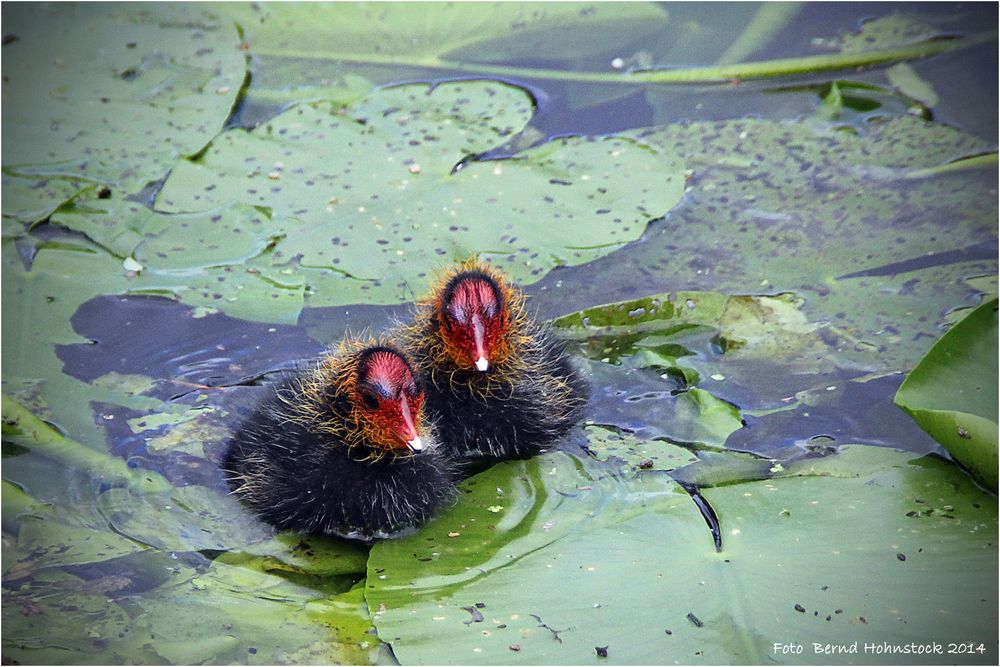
<box><xmin>1</xmin><ymin>393</ymin><xmax>172</xmax><ymax>494</ymax></box>
<box><xmin>583</xmin><ymin>424</ymin><xmax>697</xmax><ymax>471</ymax></box>
<box><xmin>228</xmin><ymin>2</ymin><xmax>671</xmax><ymax>68</ymax></box>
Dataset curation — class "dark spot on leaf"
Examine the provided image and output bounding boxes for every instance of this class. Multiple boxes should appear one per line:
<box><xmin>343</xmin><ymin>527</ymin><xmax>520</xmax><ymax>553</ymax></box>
<box><xmin>118</xmin><ymin>66</ymin><xmax>141</xmax><ymax>81</ymax></box>
<box><xmin>461</xmin><ymin>606</ymin><xmax>484</xmax><ymax>625</ymax></box>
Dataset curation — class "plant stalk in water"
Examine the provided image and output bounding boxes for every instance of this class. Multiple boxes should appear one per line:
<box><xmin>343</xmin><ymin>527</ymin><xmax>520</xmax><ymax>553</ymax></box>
<box><xmin>2</xmin><ymin>393</ymin><xmax>173</xmax><ymax>494</ymax></box>
<box><xmin>252</xmin><ymin>32</ymin><xmax>995</xmax><ymax>84</ymax></box>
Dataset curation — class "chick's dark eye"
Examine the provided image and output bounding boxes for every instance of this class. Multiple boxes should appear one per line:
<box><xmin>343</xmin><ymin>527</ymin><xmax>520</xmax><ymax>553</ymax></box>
<box><xmin>359</xmin><ymin>390</ymin><xmax>379</xmax><ymax>411</ymax></box>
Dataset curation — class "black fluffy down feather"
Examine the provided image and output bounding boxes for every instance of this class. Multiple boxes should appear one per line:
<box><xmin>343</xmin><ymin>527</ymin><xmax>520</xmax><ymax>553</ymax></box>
<box><xmin>406</xmin><ymin>317</ymin><xmax>589</xmax><ymax>463</ymax></box>
<box><xmin>222</xmin><ymin>361</ymin><xmax>455</xmax><ymax>541</ymax></box>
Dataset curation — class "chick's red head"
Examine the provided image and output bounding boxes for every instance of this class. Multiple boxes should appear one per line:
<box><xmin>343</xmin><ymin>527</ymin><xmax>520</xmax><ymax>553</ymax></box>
<box><xmin>438</xmin><ymin>270</ymin><xmax>510</xmax><ymax>372</ymax></box>
<box><xmin>354</xmin><ymin>347</ymin><xmax>426</xmax><ymax>453</ymax></box>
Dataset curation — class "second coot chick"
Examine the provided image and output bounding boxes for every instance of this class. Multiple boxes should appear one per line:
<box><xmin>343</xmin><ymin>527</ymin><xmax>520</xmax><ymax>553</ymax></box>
<box><xmin>222</xmin><ymin>338</ymin><xmax>455</xmax><ymax>541</ymax></box>
<box><xmin>399</xmin><ymin>259</ymin><xmax>589</xmax><ymax>462</ymax></box>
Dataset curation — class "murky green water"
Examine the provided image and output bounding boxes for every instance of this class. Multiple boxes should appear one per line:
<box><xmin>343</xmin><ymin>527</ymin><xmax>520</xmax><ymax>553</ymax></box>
<box><xmin>2</xmin><ymin>3</ymin><xmax>997</xmax><ymax>664</ymax></box>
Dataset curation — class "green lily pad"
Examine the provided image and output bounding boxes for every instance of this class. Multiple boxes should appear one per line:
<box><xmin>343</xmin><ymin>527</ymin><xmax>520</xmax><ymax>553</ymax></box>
<box><xmin>156</xmin><ymin>80</ymin><xmax>684</xmax><ymax>310</ymax></box>
<box><xmin>0</xmin><ymin>174</ymin><xmax>93</xmax><ymax>227</ymax></box>
<box><xmin>367</xmin><ymin>446</ymin><xmax>997</xmax><ymax>664</ymax></box>
<box><xmin>2</xmin><ymin>569</ymin><xmax>137</xmax><ymax>662</ymax></box>
<box><xmin>895</xmin><ymin>297</ymin><xmax>998</xmax><ymax>491</ymax></box>
<box><xmin>1</xmin><ymin>3</ymin><xmax>245</xmax><ymax>208</ymax></box>
<box><xmin>587</xmin><ymin>115</ymin><xmax>999</xmax><ymax>374</ymax></box>
<box><xmin>1</xmin><ymin>481</ymin><xmax>142</xmax><ymax>581</ymax></box>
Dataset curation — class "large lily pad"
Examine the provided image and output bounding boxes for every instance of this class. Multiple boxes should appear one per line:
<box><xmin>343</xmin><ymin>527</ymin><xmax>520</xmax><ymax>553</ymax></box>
<box><xmin>156</xmin><ymin>80</ymin><xmax>684</xmax><ymax>309</ymax></box>
<box><xmin>895</xmin><ymin>297</ymin><xmax>999</xmax><ymax>491</ymax></box>
<box><xmin>367</xmin><ymin>445</ymin><xmax>998</xmax><ymax>664</ymax></box>
<box><xmin>532</xmin><ymin>115</ymin><xmax>997</xmax><ymax>374</ymax></box>
<box><xmin>1</xmin><ymin>3</ymin><xmax>245</xmax><ymax>212</ymax></box>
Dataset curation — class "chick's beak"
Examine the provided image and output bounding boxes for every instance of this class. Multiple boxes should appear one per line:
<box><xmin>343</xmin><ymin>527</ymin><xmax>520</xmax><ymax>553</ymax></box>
<box><xmin>471</xmin><ymin>314</ymin><xmax>489</xmax><ymax>372</ymax></box>
<box><xmin>398</xmin><ymin>393</ymin><xmax>424</xmax><ymax>452</ymax></box>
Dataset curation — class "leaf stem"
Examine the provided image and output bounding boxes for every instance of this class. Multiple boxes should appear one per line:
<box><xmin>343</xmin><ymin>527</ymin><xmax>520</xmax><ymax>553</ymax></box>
<box><xmin>2</xmin><ymin>393</ymin><xmax>174</xmax><ymax>494</ymax></box>
<box><xmin>904</xmin><ymin>152</ymin><xmax>999</xmax><ymax>180</ymax></box>
<box><xmin>252</xmin><ymin>31</ymin><xmax>995</xmax><ymax>85</ymax></box>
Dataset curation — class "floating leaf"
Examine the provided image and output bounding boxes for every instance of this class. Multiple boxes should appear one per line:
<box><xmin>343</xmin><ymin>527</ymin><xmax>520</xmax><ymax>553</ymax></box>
<box><xmin>2</xmin><ymin>3</ymin><xmax>245</xmax><ymax>206</ymax></box>
<box><xmin>156</xmin><ymin>80</ymin><xmax>684</xmax><ymax>309</ymax></box>
<box><xmin>895</xmin><ymin>297</ymin><xmax>998</xmax><ymax>490</ymax></box>
<box><xmin>543</xmin><ymin>115</ymin><xmax>1000</xmax><ymax>374</ymax></box>
<box><xmin>367</xmin><ymin>447</ymin><xmax>998</xmax><ymax>664</ymax></box>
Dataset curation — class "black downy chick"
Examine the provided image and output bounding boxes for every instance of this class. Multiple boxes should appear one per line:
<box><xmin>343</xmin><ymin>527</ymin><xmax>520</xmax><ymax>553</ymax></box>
<box><xmin>222</xmin><ymin>338</ymin><xmax>455</xmax><ymax>540</ymax></box>
<box><xmin>399</xmin><ymin>259</ymin><xmax>589</xmax><ymax>463</ymax></box>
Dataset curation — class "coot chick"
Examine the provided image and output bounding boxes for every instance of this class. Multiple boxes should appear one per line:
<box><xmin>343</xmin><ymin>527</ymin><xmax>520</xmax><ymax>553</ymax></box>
<box><xmin>399</xmin><ymin>259</ymin><xmax>589</xmax><ymax>462</ymax></box>
<box><xmin>222</xmin><ymin>338</ymin><xmax>455</xmax><ymax>540</ymax></box>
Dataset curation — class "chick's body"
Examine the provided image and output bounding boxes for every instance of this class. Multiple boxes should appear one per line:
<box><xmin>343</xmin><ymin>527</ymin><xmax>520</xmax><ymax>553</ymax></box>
<box><xmin>222</xmin><ymin>340</ymin><xmax>454</xmax><ymax>541</ymax></box>
<box><xmin>400</xmin><ymin>261</ymin><xmax>589</xmax><ymax>462</ymax></box>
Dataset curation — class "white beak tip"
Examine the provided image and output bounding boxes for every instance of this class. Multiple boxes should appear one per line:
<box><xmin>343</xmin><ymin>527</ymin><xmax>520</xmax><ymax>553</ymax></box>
<box><xmin>407</xmin><ymin>436</ymin><xmax>424</xmax><ymax>452</ymax></box>
<box><xmin>475</xmin><ymin>356</ymin><xmax>489</xmax><ymax>372</ymax></box>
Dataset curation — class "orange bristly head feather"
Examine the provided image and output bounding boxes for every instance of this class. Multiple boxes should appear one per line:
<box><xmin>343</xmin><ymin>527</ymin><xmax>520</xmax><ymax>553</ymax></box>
<box><xmin>299</xmin><ymin>338</ymin><xmax>427</xmax><ymax>459</ymax></box>
<box><xmin>434</xmin><ymin>259</ymin><xmax>521</xmax><ymax>373</ymax></box>
<box><xmin>351</xmin><ymin>346</ymin><xmax>426</xmax><ymax>454</ymax></box>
